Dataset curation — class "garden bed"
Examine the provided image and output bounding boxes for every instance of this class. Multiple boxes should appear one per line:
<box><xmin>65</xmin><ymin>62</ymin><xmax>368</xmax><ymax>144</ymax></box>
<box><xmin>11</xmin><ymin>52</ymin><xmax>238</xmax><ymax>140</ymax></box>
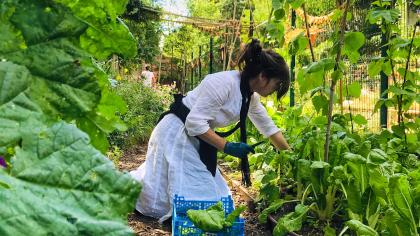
<box><xmin>119</xmin><ymin>144</ymin><xmax>270</xmax><ymax>235</ymax></box>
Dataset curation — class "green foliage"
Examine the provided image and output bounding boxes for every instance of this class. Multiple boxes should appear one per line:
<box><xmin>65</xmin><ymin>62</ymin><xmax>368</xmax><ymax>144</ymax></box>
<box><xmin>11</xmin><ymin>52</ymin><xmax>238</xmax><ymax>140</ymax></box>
<box><xmin>367</xmin><ymin>59</ymin><xmax>384</xmax><ymax>77</ymax></box>
<box><xmin>109</xmin><ymin>80</ymin><xmax>172</xmax><ymax>149</ymax></box>
<box><xmin>346</xmin><ymin>220</ymin><xmax>378</xmax><ymax>236</ymax></box>
<box><xmin>343</xmin><ymin>32</ymin><xmax>365</xmax><ymax>64</ymax></box>
<box><xmin>0</xmin><ymin>0</ymin><xmax>130</xmax><ymax>153</ymax></box>
<box><xmin>258</xmin><ymin>199</ymin><xmax>287</xmax><ymax>223</ymax></box>
<box><xmin>0</xmin><ymin>0</ymin><xmax>140</xmax><ymax>234</ymax></box>
<box><xmin>289</xmin><ymin>33</ymin><xmax>309</xmax><ymax>55</ymax></box>
<box><xmin>367</xmin><ymin>8</ymin><xmax>399</xmax><ymax>24</ymax></box>
<box><xmin>368</xmin><ymin>1</ymin><xmax>420</xmax><ymax>146</ymax></box>
<box><xmin>388</xmin><ymin>174</ymin><xmax>418</xmax><ymax>235</ymax></box>
<box><xmin>347</xmin><ymin>82</ymin><xmax>362</xmax><ymax>98</ymax></box>
<box><xmin>190</xmin><ymin>1</ymin><xmax>419</xmax><ymax>236</ymax></box>
<box><xmin>107</xmin><ymin>145</ymin><xmax>124</xmax><ymax>166</ymax></box>
<box><xmin>187</xmin><ymin>202</ymin><xmax>225</xmax><ymax>232</ymax></box>
<box><xmin>0</xmin><ymin>119</ymin><xmax>140</xmax><ymax>235</ymax></box>
<box><xmin>273</xmin><ymin>204</ymin><xmax>309</xmax><ymax>236</ymax></box>
<box><xmin>188</xmin><ymin>0</ymin><xmax>222</xmax><ymax>20</ymax></box>
<box><xmin>254</xmin><ymin>100</ymin><xmax>419</xmax><ymax>234</ymax></box>
<box><xmin>55</xmin><ymin>0</ymin><xmax>137</xmax><ymax>59</ymax></box>
<box><xmin>186</xmin><ymin>202</ymin><xmax>246</xmax><ymax>232</ymax></box>
<box><xmin>123</xmin><ymin>0</ymin><xmax>162</xmax><ymax>64</ymax></box>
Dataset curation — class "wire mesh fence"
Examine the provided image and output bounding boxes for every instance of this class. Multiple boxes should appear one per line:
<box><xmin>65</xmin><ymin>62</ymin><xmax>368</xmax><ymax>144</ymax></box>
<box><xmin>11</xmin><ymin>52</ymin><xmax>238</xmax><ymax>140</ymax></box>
<box><xmin>293</xmin><ymin>0</ymin><xmax>419</xmax><ymax>131</ymax></box>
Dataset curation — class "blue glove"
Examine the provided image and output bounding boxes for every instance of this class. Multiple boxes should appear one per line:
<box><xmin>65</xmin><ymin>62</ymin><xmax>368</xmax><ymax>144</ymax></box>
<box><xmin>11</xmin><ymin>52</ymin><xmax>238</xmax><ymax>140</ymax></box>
<box><xmin>223</xmin><ymin>142</ymin><xmax>255</xmax><ymax>159</ymax></box>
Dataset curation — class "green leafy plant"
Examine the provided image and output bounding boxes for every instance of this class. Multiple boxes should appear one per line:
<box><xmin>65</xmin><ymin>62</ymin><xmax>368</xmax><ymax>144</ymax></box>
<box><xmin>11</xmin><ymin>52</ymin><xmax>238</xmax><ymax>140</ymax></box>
<box><xmin>186</xmin><ymin>202</ymin><xmax>246</xmax><ymax>232</ymax></box>
<box><xmin>0</xmin><ymin>0</ymin><xmax>140</xmax><ymax>234</ymax></box>
<box><xmin>368</xmin><ymin>0</ymin><xmax>420</xmax><ymax>155</ymax></box>
<box><xmin>109</xmin><ymin>80</ymin><xmax>172</xmax><ymax>149</ymax></box>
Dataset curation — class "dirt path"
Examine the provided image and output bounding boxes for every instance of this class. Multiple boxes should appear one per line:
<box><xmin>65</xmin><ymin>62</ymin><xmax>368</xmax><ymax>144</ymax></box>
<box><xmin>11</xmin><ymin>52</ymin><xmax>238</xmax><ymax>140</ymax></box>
<box><xmin>118</xmin><ymin>143</ymin><xmax>271</xmax><ymax>235</ymax></box>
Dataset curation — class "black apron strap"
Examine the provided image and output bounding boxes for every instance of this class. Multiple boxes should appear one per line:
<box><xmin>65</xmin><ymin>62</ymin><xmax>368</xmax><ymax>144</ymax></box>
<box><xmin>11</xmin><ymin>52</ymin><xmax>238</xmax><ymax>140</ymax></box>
<box><xmin>158</xmin><ymin>74</ymin><xmax>253</xmax><ymax>182</ymax></box>
<box><xmin>158</xmin><ymin>94</ymin><xmax>247</xmax><ymax>176</ymax></box>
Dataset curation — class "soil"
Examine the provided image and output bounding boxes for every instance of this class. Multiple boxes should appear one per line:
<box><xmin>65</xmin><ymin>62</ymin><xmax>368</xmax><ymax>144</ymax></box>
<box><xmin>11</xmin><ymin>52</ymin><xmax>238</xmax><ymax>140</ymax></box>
<box><xmin>118</xmin><ymin>143</ymin><xmax>271</xmax><ymax>235</ymax></box>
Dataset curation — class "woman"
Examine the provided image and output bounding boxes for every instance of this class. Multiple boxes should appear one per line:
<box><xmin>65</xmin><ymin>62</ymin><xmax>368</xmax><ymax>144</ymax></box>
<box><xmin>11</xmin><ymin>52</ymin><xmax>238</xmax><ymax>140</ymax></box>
<box><xmin>130</xmin><ymin>39</ymin><xmax>291</xmax><ymax>223</ymax></box>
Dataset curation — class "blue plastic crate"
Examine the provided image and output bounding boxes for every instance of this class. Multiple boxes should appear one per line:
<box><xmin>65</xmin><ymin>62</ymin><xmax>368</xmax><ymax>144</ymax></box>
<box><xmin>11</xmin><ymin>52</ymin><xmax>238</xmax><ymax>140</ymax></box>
<box><xmin>172</xmin><ymin>195</ymin><xmax>245</xmax><ymax>236</ymax></box>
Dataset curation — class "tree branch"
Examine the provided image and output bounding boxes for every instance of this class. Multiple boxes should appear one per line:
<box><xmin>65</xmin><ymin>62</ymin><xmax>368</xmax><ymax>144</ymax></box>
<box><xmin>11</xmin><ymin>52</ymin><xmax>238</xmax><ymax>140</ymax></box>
<box><xmin>324</xmin><ymin>0</ymin><xmax>350</xmax><ymax>162</ymax></box>
<box><xmin>302</xmin><ymin>4</ymin><xmax>315</xmax><ymax>62</ymax></box>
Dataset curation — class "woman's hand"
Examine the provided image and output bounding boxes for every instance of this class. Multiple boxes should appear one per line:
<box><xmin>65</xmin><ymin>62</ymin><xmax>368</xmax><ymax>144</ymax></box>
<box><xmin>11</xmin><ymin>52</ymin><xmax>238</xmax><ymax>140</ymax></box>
<box><xmin>269</xmin><ymin>131</ymin><xmax>291</xmax><ymax>150</ymax></box>
<box><xmin>223</xmin><ymin>142</ymin><xmax>255</xmax><ymax>159</ymax></box>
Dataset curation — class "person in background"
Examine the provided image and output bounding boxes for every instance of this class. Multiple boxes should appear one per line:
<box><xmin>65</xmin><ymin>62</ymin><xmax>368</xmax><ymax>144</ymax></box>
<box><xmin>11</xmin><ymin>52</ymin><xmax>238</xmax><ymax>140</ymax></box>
<box><xmin>141</xmin><ymin>65</ymin><xmax>155</xmax><ymax>88</ymax></box>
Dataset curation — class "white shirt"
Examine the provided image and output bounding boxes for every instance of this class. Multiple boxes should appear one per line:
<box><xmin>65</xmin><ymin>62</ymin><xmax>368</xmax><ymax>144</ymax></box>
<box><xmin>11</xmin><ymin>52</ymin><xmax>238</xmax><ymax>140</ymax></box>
<box><xmin>141</xmin><ymin>70</ymin><xmax>154</xmax><ymax>87</ymax></box>
<box><xmin>182</xmin><ymin>70</ymin><xmax>280</xmax><ymax>138</ymax></box>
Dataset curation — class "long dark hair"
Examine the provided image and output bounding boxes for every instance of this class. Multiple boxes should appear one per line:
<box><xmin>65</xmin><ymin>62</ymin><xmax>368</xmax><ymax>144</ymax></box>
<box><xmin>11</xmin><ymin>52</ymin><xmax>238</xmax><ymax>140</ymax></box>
<box><xmin>238</xmin><ymin>39</ymin><xmax>290</xmax><ymax>99</ymax></box>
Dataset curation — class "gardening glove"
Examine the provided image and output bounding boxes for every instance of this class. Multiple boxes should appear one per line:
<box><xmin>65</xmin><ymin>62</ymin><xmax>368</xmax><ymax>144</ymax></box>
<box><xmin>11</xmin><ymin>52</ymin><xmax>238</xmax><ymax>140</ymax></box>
<box><xmin>223</xmin><ymin>142</ymin><xmax>255</xmax><ymax>159</ymax></box>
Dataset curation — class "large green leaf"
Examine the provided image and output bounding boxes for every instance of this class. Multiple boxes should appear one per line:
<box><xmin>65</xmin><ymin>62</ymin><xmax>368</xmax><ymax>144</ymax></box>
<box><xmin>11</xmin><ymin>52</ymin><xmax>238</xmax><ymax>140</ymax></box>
<box><xmin>343</xmin><ymin>152</ymin><xmax>369</xmax><ymax>214</ymax></box>
<box><xmin>388</xmin><ymin>174</ymin><xmax>417</xmax><ymax>234</ymax></box>
<box><xmin>1</xmin><ymin>0</ymin><xmax>130</xmax><ymax>152</ymax></box>
<box><xmin>305</xmin><ymin>58</ymin><xmax>335</xmax><ymax>74</ymax></box>
<box><xmin>367</xmin><ymin>9</ymin><xmax>399</xmax><ymax>24</ymax></box>
<box><xmin>346</xmin><ymin>220</ymin><xmax>378</xmax><ymax>236</ymax></box>
<box><xmin>343</xmin><ymin>32</ymin><xmax>365</xmax><ymax>63</ymax></box>
<box><xmin>2</xmin><ymin>1</ymin><xmax>99</xmax><ymax>113</ymax></box>
<box><xmin>0</xmin><ymin>119</ymin><xmax>140</xmax><ymax>235</ymax></box>
<box><xmin>274</xmin><ymin>8</ymin><xmax>286</xmax><ymax>20</ymax></box>
<box><xmin>347</xmin><ymin>82</ymin><xmax>361</xmax><ymax>98</ymax></box>
<box><xmin>273</xmin><ymin>204</ymin><xmax>309</xmax><ymax>236</ymax></box>
<box><xmin>289</xmin><ymin>33</ymin><xmax>308</xmax><ymax>55</ymax></box>
<box><xmin>408</xmin><ymin>169</ymin><xmax>420</xmax><ymax>225</ymax></box>
<box><xmin>312</xmin><ymin>95</ymin><xmax>328</xmax><ymax>115</ymax></box>
<box><xmin>258</xmin><ymin>199</ymin><xmax>286</xmax><ymax>223</ymax></box>
<box><xmin>53</xmin><ymin>0</ymin><xmax>136</xmax><ymax>59</ymax></box>
<box><xmin>0</xmin><ymin>62</ymin><xmax>42</xmax><ymax>147</ymax></box>
<box><xmin>361</xmin><ymin>187</ymin><xmax>380</xmax><ymax>228</ymax></box>
<box><xmin>368</xmin><ymin>59</ymin><xmax>384</xmax><ymax>78</ymax></box>
<box><xmin>297</xmin><ymin>69</ymin><xmax>324</xmax><ymax>95</ymax></box>
<box><xmin>0</xmin><ymin>0</ymin><xmax>141</xmax><ymax>234</ymax></box>
<box><xmin>187</xmin><ymin>202</ymin><xmax>225</xmax><ymax>232</ymax></box>
<box><xmin>353</xmin><ymin>114</ymin><xmax>367</xmax><ymax>126</ymax></box>
<box><xmin>4</xmin><ymin>39</ymin><xmax>101</xmax><ymax>116</ymax></box>
<box><xmin>367</xmin><ymin>149</ymin><xmax>387</xmax><ymax>164</ymax></box>
<box><xmin>383</xmin><ymin>208</ymin><xmax>413</xmax><ymax>236</ymax></box>
<box><xmin>297</xmin><ymin>159</ymin><xmax>312</xmax><ymax>181</ymax></box>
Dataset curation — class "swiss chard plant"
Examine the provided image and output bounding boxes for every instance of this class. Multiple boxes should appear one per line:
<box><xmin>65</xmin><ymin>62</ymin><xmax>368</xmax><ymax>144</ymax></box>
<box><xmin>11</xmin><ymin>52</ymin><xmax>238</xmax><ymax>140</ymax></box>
<box><xmin>0</xmin><ymin>0</ymin><xmax>140</xmax><ymax>235</ymax></box>
<box><xmin>249</xmin><ymin>0</ymin><xmax>420</xmax><ymax>235</ymax></box>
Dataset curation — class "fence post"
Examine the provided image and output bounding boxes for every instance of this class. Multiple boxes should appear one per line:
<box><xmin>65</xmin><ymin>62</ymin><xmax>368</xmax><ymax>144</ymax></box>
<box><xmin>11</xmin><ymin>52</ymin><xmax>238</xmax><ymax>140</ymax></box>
<box><xmin>209</xmin><ymin>36</ymin><xmax>214</xmax><ymax>74</ymax></box>
<box><xmin>199</xmin><ymin>45</ymin><xmax>202</xmax><ymax>80</ymax></box>
<box><xmin>191</xmin><ymin>51</ymin><xmax>194</xmax><ymax>90</ymax></box>
<box><xmin>290</xmin><ymin>9</ymin><xmax>296</xmax><ymax>107</ymax></box>
<box><xmin>171</xmin><ymin>45</ymin><xmax>174</xmax><ymax>79</ymax></box>
<box><xmin>248</xmin><ymin>1</ymin><xmax>254</xmax><ymax>38</ymax></box>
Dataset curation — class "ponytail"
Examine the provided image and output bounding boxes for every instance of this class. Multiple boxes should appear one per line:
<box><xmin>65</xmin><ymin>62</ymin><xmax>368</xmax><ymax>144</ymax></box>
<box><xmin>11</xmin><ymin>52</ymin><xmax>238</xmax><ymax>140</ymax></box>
<box><xmin>237</xmin><ymin>39</ymin><xmax>290</xmax><ymax>99</ymax></box>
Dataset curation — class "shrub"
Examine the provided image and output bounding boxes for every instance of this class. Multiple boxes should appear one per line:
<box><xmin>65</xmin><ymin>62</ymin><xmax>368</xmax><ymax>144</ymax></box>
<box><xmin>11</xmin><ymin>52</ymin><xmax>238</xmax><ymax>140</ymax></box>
<box><xmin>109</xmin><ymin>80</ymin><xmax>173</xmax><ymax>149</ymax></box>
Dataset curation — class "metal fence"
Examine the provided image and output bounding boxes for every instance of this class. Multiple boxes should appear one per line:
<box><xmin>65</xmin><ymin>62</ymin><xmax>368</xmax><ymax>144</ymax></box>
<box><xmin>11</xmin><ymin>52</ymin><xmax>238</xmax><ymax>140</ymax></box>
<box><xmin>294</xmin><ymin>0</ymin><xmax>419</xmax><ymax>131</ymax></box>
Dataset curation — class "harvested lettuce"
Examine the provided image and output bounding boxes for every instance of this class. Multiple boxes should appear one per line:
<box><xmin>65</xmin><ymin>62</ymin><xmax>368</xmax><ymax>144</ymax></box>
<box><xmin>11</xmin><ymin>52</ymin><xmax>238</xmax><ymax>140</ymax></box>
<box><xmin>186</xmin><ymin>202</ymin><xmax>246</xmax><ymax>232</ymax></box>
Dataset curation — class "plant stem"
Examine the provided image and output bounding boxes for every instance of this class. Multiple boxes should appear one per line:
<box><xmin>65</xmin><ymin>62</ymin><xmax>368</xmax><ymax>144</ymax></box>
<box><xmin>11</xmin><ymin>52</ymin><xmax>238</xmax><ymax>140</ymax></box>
<box><xmin>389</xmin><ymin>59</ymin><xmax>400</xmax><ymax>122</ymax></box>
<box><xmin>324</xmin><ymin>0</ymin><xmax>350</xmax><ymax>162</ymax></box>
<box><xmin>399</xmin><ymin>23</ymin><xmax>417</xmax><ymax>145</ymax></box>
<box><xmin>302</xmin><ymin>4</ymin><xmax>315</xmax><ymax>63</ymax></box>
<box><xmin>345</xmin><ymin>77</ymin><xmax>354</xmax><ymax>133</ymax></box>
<box><xmin>338</xmin><ymin>226</ymin><xmax>349</xmax><ymax>236</ymax></box>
